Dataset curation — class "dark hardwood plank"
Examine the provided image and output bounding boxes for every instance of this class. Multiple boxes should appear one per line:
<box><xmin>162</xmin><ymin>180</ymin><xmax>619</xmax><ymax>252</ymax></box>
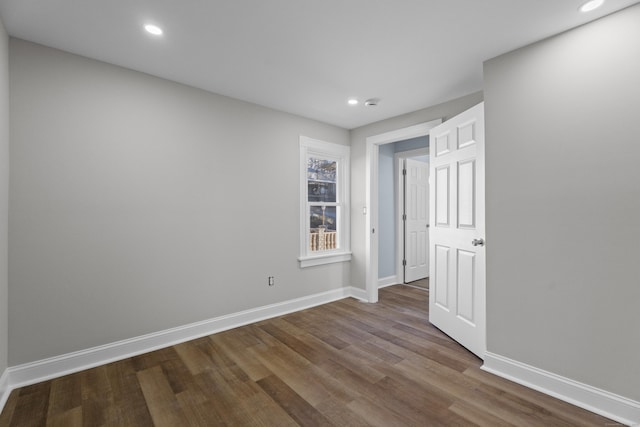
<box><xmin>0</xmin><ymin>389</ymin><xmax>19</xmax><ymax>427</ymax></box>
<box><xmin>105</xmin><ymin>358</ymin><xmax>154</xmax><ymax>426</ymax></box>
<box><xmin>347</xmin><ymin>395</ymin><xmax>419</xmax><ymax>427</ymax></box>
<box><xmin>313</xmin><ymin>397</ymin><xmax>371</xmax><ymax>427</ymax></box>
<box><xmin>449</xmin><ymin>400</ymin><xmax>517</xmax><ymax>427</ymax></box>
<box><xmin>137</xmin><ymin>365</ymin><xmax>187</xmax><ymax>427</ymax></box>
<box><xmin>5</xmin><ymin>382</ymin><xmax>50</xmax><ymax>427</ymax></box>
<box><xmin>257</xmin><ymin>374</ymin><xmax>334</xmax><ymax>426</ymax></box>
<box><xmin>209</xmin><ymin>331</ymin><xmax>272</xmax><ymax>382</ymax></box>
<box><xmin>173</xmin><ymin>340</ymin><xmax>214</xmax><ymax>376</ymax></box>
<box><xmin>249</xmin><ymin>339</ymin><xmax>339</xmax><ymax>406</ymax></box>
<box><xmin>0</xmin><ymin>285</ymin><xmax>617</xmax><ymax>426</ymax></box>
<box><xmin>45</xmin><ymin>406</ymin><xmax>82</xmax><ymax>427</ymax></box>
<box><xmin>46</xmin><ymin>372</ymin><xmax>82</xmax><ymax>421</ymax></box>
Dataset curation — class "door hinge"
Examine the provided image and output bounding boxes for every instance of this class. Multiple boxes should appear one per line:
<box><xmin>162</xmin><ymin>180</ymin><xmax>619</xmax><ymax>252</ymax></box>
<box><xmin>403</xmin><ymin>214</ymin><xmax>407</xmax><ymax>221</ymax></box>
<box><xmin>403</xmin><ymin>168</ymin><xmax>407</xmax><ymax>176</ymax></box>
<box><xmin>402</xmin><ymin>259</ymin><xmax>407</xmax><ymax>266</ymax></box>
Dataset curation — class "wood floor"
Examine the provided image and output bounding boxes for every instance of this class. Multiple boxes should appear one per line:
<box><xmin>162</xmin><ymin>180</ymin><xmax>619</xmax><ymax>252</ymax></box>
<box><xmin>406</xmin><ymin>277</ymin><xmax>429</xmax><ymax>290</ymax></box>
<box><xmin>0</xmin><ymin>285</ymin><xmax>614</xmax><ymax>426</ymax></box>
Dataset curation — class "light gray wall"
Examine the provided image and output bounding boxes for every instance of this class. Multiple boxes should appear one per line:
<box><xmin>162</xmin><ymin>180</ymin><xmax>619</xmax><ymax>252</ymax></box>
<box><xmin>350</xmin><ymin>91</ymin><xmax>483</xmax><ymax>290</ymax></box>
<box><xmin>377</xmin><ymin>143</ymin><xmax>395</xmax><ymax>278</ymax></box>
<box><xmin>484</xmin><ymin>4</ymin><xmax>640</xmax><ymax>402</ymax></box>
<box><xmin>0</xmin><ymin>16</ymin><xmax>9</xmax><ymax>375</ymax></box>
<box><xmin>8</xmin><ymin>39</ymin><xmax>350</xmax><ymax>365</ymax></box>
<box><xmin>393</xmin><ymin>136</ymin><xmax>427</xmax><ymax>154</ymax></box>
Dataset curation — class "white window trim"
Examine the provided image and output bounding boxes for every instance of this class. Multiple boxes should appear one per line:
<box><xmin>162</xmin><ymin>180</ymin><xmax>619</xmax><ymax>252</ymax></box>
<box><xmin>299</xmin><ymin>136</ymin><xmax>351</xmax><ymax>268</ymax></box>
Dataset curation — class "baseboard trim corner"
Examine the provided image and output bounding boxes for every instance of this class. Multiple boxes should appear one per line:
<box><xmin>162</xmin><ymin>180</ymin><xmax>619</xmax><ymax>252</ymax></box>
<box><xmin>482</xmin><ymin>352</ymin><xmax>640</xmax><ymax>426</ymax></box>
<box><xmin>7</xmin><ymin>286</ymin><xmax>360</xmax><ymax>391</ymax></box>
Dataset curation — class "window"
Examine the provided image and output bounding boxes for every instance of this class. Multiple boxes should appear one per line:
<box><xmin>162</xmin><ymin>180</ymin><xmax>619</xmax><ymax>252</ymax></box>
<box><xmin>299</xmin><ymin>136</ymin><xmax>351</xmax><ymax>267</ymax></box>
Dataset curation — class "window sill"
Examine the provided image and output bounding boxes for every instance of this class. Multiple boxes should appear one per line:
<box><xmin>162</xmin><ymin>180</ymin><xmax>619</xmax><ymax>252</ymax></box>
<box><xmin>298</xmin><ymin>252</ymin><xmax>352</xmax><ymax>268</ymax></box>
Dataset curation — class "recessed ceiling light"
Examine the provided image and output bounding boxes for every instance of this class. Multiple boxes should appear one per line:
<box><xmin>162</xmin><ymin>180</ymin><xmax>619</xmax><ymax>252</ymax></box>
<box><xmin>579</xmin><ymin>0</ymin><xmax>604</xmax><ymax>12</ymax></box>
<box><xmin>348</xmin><ymin>98</ymin><xmax>359</xmax><ymax>106</ymax></box>
<box><xmin>144</xmin><ymin>24</ymin><xmax>163</xmax><ymax>36</ymax></box>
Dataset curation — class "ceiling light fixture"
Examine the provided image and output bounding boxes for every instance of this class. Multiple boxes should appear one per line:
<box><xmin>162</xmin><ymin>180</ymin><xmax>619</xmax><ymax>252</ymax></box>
<box><xmin>364</xmin><ymin>98</ymin><xmax>380</xmax><ymax>107</ymax></box>
<box><xmin>144</xmin><ymin>24</ymin><xmax>163</xmax><ymax>36</ymax></box>
<box><xmin>579</xmin><ymin>0</ymin><xmax>604</xmax><ymax>12</ymax></box>
<box><xmin>347</xmin><ymin>98</ymin><xmax>359</xmax><ymax>106</ymax></box>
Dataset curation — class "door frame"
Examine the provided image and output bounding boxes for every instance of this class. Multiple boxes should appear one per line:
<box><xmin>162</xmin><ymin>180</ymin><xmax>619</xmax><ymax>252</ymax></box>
<box><xmin>365</xmin><ymin>120</ymin><xmax>441</xmax><ymax>303</ymax></box>
<box><xmin>394</xmin><ymin>148</ymin><xmax>429</xmax><ymax>284</ymax></box>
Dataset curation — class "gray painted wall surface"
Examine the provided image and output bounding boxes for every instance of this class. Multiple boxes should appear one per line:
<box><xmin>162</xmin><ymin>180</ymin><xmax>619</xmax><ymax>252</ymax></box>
<box><xmin>393</xmin><ymin>136</ymin><xmax>427</xmax><ymax>154</ymax></box>
<box><xmin>377</xmin><ymin>143</ymin><xmax>395</xmax><ymax>278</ymax></box>
<box><xmin>484</xmin><ymin>4</ymin><xmax>640</xmax><ymax>401</ymax></box>
<box><xmin>350</xmin><ymin>92</ymin><xmax>483</xmax><ymax>290</ymax></box>
<box><xmin>0</xmin><ymin>17</ymin><xmax>9</xmax><ymax>375</ymax></box>
<box><xmin>8</xmin><ymin>39</ymin><xmax>350</xmax><ymax>365</ymax></box>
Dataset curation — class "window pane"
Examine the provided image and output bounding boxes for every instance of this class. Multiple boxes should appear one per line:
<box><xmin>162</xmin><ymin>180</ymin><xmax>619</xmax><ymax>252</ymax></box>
<box><xmin>308</xmin><ymin>157</ymin><xmax>337</xmax><ymax>202</ymax></box>
<box><xmin>308</xmin><ymin>181</ymin><xmax>336</xmax><ymax>202</ymax></box>
<box><xmin>309</xmin><ymin>206</ymin><xmax>337</xmax><ymax>251</ymax></box>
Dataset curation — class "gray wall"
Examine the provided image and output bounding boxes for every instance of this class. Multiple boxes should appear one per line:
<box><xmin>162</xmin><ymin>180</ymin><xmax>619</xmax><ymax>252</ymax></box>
<box><xmin>0</xmin><ymin>17</ymin><xmax>8</xmax><ymax>375</ymax></box>
<box><xmin>484</xmin><ymin>4</ymin><xmax>640</xmax><ymax>401</ymax></box>
<box><xmin>8</xmin><ymin>39</ymin><xmax>351</xmax><ymax>365</ymax></box>
<box><xmin>377</xmin><ymin>143</ymin><xmax>395</xmax><ymax>278</ymax></box>
<box><xmin>393</xmin><ymin>136</ymin><xmax>428</xmax><ymax>154</ymax></box>
<box><xmin>350</xmin><ymin>92</ymin><xmax>483</xmax><ymax>290</ymax></box>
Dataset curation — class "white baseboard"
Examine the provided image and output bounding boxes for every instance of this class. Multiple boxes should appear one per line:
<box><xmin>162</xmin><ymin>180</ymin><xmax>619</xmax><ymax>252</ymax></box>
<box><xmin>4</xmin><ymin>286</ymin><xmax>360</xmax><ymax>396</ymax></box>
<box><xmin>482</xmin><ymin>352</ymin><xmax>640</xmax><ymax>426</ymax></box>
<box><xmin>0</xmin><ymin>369</ymin><xmax>9</xmax><ymax>412</ymax></box>
<box><xmin>378</xmin><ymin>275</ymin><xmax>399</xmax><ymax>289</ymax></box>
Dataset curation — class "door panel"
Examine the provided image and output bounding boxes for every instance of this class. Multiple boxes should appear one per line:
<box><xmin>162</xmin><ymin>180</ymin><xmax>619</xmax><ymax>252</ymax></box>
<box><xmin>407</xmin><ymin>232</ymin><xmax>417</xmax><ymax>267</ymax></box>
<box><xmin>429</xmin><ymin>102</ymin><xmax>485</xmax><ymax>359</ymax></box>
<box><xmin>434</xmin><ymin>132</ymin><xmax>451</xmax><ymax>156</ymax></box>
<box><xmin>458</xmin><ymin>159</ymin><xmax>476</xmax><ymax>228</ymax></box>
<box><xmin>435</xmin><ymin>166</ymin><xmax>450</xmax><ymax>227</ymax></box>
<box><xmin>456</xmin><ymin>249</ymin><xmax>476</xmax><ymax>324</ymax></box>
<box><xmin>405</xmin><ymin>158</ymin><xmax>429</xmax><ymax>282</ymax></box>
<box><xmin>434</xmin><ymin>245</ymin><xmax>450</xmax><ymax>308</ymax></box>
<box><xmin>458</xmin><ymin>120</ymin><xmax>477</xmax><ymax>148</ymax></box>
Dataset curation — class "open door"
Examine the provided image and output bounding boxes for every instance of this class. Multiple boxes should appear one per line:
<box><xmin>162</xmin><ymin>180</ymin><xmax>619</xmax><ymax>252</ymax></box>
<box><xmin>404</xmin><ymin>158</ymin><xmax>429</xmax><ymax>283</ymax></box>
<box><xmin>429</xmin><ymin>102</ymin><xmax>486</xmax><ymax>359</ymax></box>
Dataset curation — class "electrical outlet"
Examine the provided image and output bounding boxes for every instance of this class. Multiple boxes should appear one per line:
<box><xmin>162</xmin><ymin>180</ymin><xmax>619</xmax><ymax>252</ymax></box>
<box><xmin>268</xmin><ymin>276</ymin><xmax>275</xmax><ymax>286</ymax></box>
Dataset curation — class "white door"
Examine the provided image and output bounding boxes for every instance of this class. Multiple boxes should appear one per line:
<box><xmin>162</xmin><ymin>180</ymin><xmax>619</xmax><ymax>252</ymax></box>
<box><xmin>429</xmin><ymin>102</ymin><xmax>486</xmax><ymax>359</ymax></box>
<box><xmin>404</xmin><ymin>158</ymin><xmax>429</xmax><ymax>283</ymax></box>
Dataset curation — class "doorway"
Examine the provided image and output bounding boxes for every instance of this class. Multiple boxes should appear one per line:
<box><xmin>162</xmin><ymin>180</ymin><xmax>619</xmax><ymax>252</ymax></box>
<box><xmin>365</xmin><ymin>120</ymin><xmax>441</xmax><ymax>303</ymax></box>
<box><xmin>378</xmin><ymin>142</ymin><xmax>429</xmax><ymax>289</ymax></box>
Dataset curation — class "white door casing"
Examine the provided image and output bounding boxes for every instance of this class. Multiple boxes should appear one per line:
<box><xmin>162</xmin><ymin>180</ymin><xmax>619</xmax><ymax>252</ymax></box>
<box><xmin>404</xmin><ymin>158</ymin><xmax>429</xmax><ymax>282</ymax></box>
<box><xmin>429</xmin><ymin>102</ymin><xmax>486</xmax><ymax>359</ymax></box>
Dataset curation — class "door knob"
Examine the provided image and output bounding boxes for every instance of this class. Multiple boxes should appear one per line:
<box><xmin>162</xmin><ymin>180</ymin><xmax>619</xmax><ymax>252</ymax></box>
<box><xmin>471</xmin><ymin>238</ymin><xmax>485</xmax><ymax>247</ymax></box>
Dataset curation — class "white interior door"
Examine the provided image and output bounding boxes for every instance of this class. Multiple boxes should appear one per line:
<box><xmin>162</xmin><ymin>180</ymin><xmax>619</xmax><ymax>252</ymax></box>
<box><xmin>404</xmin><ymin>158</ymin><xmax>429</xmax><ymax>282</ymax></box>
<box><xmin>429</xmin><ymin>102</ymin><xmax>486</xmax><ymax>359</ymax></box>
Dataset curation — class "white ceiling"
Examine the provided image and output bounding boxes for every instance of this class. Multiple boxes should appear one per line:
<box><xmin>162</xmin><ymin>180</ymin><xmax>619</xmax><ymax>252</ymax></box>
<box><xmin>1</xmin><ymin>0</ymin><xmax>638</xmax><ymax>129</ymax></box>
